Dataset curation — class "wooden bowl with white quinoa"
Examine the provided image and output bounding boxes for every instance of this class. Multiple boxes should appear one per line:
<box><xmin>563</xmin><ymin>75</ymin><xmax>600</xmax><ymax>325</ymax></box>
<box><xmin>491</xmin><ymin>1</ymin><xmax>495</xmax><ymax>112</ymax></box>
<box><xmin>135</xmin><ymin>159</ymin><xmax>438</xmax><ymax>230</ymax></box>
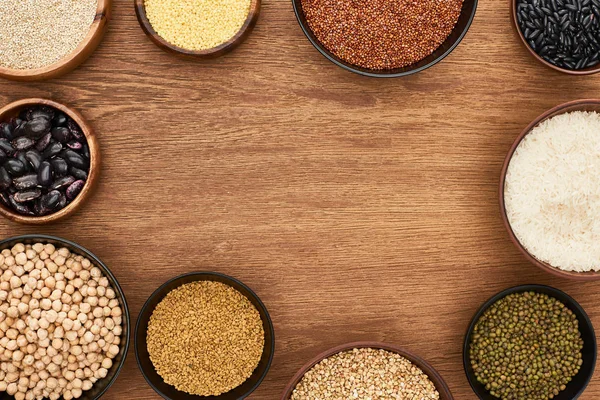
<box><xmin>280</xmin><ymin>342</ymin><xmax>454</xmax><ymax>400</ymax></box>
<box><xmin>500</xmin><ymin>99</ymin><xmax>600</xmax><ymax>280</ymax></box>
<box><xmin>0</xmin><ymin>0</ymin><xmax>111</xmax><ymax>81</ymax></box>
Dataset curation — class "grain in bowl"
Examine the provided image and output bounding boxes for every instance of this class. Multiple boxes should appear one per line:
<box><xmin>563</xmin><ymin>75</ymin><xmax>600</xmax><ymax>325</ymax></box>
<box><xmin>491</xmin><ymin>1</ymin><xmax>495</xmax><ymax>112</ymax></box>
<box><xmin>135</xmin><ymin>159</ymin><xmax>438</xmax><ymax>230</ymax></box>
<box><xmin>504</xmin><ymin>110</ymin><xmax>600</xmax><ymax>272</ymax></box>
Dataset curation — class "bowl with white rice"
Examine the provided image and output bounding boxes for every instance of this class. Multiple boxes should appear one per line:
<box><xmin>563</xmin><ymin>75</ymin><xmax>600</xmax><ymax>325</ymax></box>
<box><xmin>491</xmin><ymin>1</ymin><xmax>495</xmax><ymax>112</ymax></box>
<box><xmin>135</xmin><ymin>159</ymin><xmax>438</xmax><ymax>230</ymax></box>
<box><xmin>500</xmin><ymin>99</ymin><xmax>600</xmax><ymax>280</ymax></box>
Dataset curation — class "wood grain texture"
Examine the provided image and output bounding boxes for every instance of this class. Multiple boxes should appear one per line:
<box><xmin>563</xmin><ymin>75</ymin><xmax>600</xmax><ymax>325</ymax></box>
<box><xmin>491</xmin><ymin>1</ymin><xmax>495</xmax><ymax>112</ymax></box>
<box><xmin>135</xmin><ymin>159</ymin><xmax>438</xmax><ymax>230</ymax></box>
<box><xmin>1</xmin><ymin>0</ymin><xmax>600</xmax><ymax>398</ymax></box>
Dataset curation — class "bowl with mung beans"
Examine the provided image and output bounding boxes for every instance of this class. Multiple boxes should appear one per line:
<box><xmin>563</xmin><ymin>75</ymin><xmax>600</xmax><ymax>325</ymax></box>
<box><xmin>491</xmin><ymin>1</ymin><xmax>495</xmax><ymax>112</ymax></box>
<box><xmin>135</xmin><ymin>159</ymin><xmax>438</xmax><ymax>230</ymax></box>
<box><xmin>0</xmin><ymin>234</ymin><xmax>131</xmax><ymax>400</ymax></box>
<box><xmin>463</xmin><ymin>285</ymin><xmax>596</xmax><ymax>400</ymax></box>
<box><xmin>280</xmin><ymin>341</ymin><xmax>454</xmax><ymax>400</ymax></box>
<box><xmin>292</xmin><ymin>0</ymin><xmax>478</xmax><ymax>77</ymax></box>
<box><xmin>134</xmin><ymin>271</ymin><xmax>274</xmax><ymax>400</ymax></box>
<box><xmin>134</xmin><ymin>0</ymin><xmax>261</xmax><ymax>58</ymax></box>
<box><xmin>0</xmin><ymin>0</ymin><xmax>111</xmax><ymax>81</ymax></box>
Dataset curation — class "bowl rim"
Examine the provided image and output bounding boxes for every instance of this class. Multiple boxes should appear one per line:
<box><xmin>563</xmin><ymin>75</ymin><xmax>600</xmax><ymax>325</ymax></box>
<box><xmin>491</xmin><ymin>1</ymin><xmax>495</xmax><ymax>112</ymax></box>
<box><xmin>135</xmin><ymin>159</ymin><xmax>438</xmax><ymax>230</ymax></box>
<box><xmin>134</xmin><ymin>0</ymin><xmax>261</xmax><ymax>58</ymax></box>
<box><xmin>291</xmin><ymin>0</ymin><xmax>478</xmax><ymax>77</ymax></box>
<box><xmin>0</xmin><ymin>98</ymin><xmax>100</xmax><ymax>225</ymax></box>
<box><xmin>509</xmin><ymin>0</ymin><xmax>600</xmax><ymax>75</ymax></box>
<box><xmin>463</xmin><ymin>284</ymin><xmax>597</xmax><ymax>400</ymax></box>
<box><xmin>499</xmin><ymin>98</ymin><xmax>600</xmax><ymax>280</ymax></box>
<box><xmin>0</xmin><ymin>234</ymin><xmax>131</xmax><ymax>399</ymax></box>
<box><xmin>0</xmin><ymin>0</ymin><xmax>111</xmax><ymax>81</ymax></box>
<box><xmin>134</xmin><ymin>271</ymin><xmax>275</xmax><ymax>400</ymax></box>
<box><xmin>279</xmin><ymin>341</ymin><xmax>454</xmax><ymax>399</ymax></box>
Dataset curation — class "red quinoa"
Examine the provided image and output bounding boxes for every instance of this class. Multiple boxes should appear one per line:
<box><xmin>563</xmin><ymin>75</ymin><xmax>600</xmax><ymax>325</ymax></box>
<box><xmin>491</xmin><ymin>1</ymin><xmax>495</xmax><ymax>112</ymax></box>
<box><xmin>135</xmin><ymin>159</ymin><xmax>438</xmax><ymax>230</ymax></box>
<box><xmin>301</xmin><ymin>0</ymin><xmax>464</xmax><ymax>70</ymax></box>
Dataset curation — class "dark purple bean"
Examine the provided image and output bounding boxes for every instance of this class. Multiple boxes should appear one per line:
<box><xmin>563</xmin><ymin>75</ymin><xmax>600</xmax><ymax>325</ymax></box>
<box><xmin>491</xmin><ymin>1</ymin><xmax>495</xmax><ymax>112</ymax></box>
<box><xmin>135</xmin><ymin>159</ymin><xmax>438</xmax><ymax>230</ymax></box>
<box><xmin>0</xmin><ymin>123</ymin><xmax>13</xmax><ymax>140</ymax></box>
<box><xmin>66</xmin><ymin>141</ymin><xmax>82</xmax><ymax>150</ymax></box>
<box><xmin>67</xmin><ymin>120</ymin><xmax>84</xmax><ymax>140</ymax></box>
<box><xmin>42</xmin><ymin>142</ymin><xmax>62</xmax><ymax>159</ymax></box>
<box><xmin>50</xmin><ymin>158</ymin><xmax>68</xmax><ymax>177</ymax></box>
<box><xmin>13</xmin><ymin>174</ymin><xmax>38</xmax><ymax>190</ymax></box>
<box><xmin>25</xmin><ymin>150</ymin><xmax>42</xmax><ymax>170</ymax></box>
<box><xmin>0</xmin><ymin>139</ymin><xmax>14</xmax><ymax>155</ymax></box>
<box><xmin>52</xmin><ymin>113</ymin><xmax>67</xmax><ymax>127</ymax></box>
<box><xmin>37</xmin><ymin>162</ymin><xmax>53</xmax><ymax>187</ymax></box>
<box><xmin>4</xmin><ymin>159</ymin><xmax>26</xmax><ymax>177</ymax></box>
<box><xmin>66</xmin><ymin>180</ymin><xmax>85</xmax><ymax>200</ymax></box>
<box><xmin>51</xmin><ymin>127</ymin><xmax>70</xmax><ymax>143</ymax></box>
<box><xmin>24</xmin><ymin>118</ymin><xmax>51</xmax><ymax>139</ymax></box>
<box><xmin>60</xmin><ymin>150</ymin><xmax>87</xmax><ymax>169</ymax></box>
<box><xmin>70</xmin><ymin>167</ymin><xmax>87</xmax><ymax>181</ymax></box>
<box><xmin>35</xmin><ymin>133</ymin><xmax>52</xmax><ymax>152</ymax></box>
<box><xmin>50</xmin><ymin>176</ymin><xmax>75</xmax><ymax>191</ymax></box>
<box><xmin>9</xmin><ymin>195</ymin><xmax>34</xmax><ymax>215</ymax></box>
<box><xmin>40</xmin><ymin>190</ymin><xmax>61</xmax><ymax>210</ymax></box>
<box><xmin>14</xmin><ymin>189</ymin><xmax>41</xmax><ymax>203</ymax></box>
<box><xmin>0</xmin><ymin>168</ymin><xmax>11</xmax><ymax>190</ymax></box>
<box><xmin>12</xmin><ymin>137</ymin><xmax>35</xmax><ymax>151</ymax></box>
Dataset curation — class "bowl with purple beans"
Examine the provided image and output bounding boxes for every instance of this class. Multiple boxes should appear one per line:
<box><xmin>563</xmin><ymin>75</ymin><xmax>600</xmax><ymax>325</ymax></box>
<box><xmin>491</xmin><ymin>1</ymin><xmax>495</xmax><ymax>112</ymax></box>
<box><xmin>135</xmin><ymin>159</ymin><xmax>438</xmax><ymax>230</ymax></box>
<box><xmin>0</xmin><ymin>98</ymin><xmax>99</xmax><ymax>224</ymax></box>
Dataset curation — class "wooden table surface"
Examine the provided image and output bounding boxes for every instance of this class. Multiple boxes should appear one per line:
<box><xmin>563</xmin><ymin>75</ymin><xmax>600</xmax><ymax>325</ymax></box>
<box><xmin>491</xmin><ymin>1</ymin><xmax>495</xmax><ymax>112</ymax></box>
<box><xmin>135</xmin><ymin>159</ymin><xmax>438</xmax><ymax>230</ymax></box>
<box><xmin>1</xmin><ymin>0</ymin><xmax>600</xmax><ymax>398</ymax></box>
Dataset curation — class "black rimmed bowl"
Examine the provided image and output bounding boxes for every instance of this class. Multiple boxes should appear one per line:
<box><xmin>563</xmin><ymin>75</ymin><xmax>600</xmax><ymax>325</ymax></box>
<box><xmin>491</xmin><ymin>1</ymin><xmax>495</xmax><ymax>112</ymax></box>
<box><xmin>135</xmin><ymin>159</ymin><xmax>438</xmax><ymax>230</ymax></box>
<box><xmin>292</xmin><ymin>0</ymin><xmax>478</xmax><ymax>77</ymax></box>
<box><xmin>135</xmin><ymin>272</ymin><xmax>275</xmax><ymax>400</ymax></box>
<box><xmin>0</xmin><ymin>234</ymin><xmax>130</xmax><ymax>400</ymax></box>
<box><xmin>463</xmin><ymin>285</ymin><xmax>596</xmax><ymax>400</ymax></box>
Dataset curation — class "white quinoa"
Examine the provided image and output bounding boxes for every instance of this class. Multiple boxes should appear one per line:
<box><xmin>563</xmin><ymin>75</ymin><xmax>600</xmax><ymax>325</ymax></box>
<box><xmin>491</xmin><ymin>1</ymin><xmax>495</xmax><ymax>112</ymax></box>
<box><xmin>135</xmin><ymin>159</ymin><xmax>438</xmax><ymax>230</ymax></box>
<box><xmin>0</xmin><ymin>0</ymin><xmax>98</xmax><ymax>70</ymax></box>
<box><xmin>144</xmin><ymin>0</ymin><xmax>251</xmax><ymax>51</ymax></box>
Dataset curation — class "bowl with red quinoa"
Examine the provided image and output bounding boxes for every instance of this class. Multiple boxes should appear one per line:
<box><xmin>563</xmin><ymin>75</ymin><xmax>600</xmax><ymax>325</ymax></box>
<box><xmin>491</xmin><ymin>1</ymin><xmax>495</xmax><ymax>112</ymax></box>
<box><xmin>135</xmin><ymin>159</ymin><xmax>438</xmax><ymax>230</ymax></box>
<box><xmin>292</xmin><ymin>0</ymin><xmax>478</xmax><ymax>77</ymax></box>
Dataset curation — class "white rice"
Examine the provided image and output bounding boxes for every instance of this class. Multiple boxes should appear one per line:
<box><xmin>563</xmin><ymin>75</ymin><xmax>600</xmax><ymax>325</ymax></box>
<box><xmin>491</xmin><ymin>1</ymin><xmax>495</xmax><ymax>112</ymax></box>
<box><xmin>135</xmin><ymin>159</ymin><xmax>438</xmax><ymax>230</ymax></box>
<box><xmin>504</xmin><ymin>110</ymin><xmax>600</xmax><ymax>272</ymax></box>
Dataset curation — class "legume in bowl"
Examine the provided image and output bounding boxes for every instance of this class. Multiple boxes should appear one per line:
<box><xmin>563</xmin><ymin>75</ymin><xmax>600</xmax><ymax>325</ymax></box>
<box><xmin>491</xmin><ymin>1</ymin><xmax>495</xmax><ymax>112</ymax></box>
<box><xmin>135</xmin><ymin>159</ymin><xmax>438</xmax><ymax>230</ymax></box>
<box><xmin>0</xmin><ymin>234</ymin><xmax>130</xmax><ymax>400</ymax></box>
<box><xmin>292</xmin><ymin>0</ymin><xmax>478</xmax><ymax>77</ymax></box>
<box><xmin>135</xmin><ymin>272</ymin><xmax>274</xmax><ymax>399</ymax></box>
<box><xmin>281</xmin><ymin>342</ymin><xmax>454</xmax><ymax>399</ymax></box>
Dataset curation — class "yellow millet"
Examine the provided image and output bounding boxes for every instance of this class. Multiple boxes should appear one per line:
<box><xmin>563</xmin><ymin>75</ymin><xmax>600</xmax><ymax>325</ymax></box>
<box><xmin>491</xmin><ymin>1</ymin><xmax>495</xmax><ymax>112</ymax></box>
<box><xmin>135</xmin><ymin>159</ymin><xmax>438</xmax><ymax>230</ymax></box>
<box><xmin>147</xmin><ymin>281</ymin><xmax>264</xmax><ymax>396</ymax></box>
<box><xmin>144</xmin><ymin>0</ymin><xmax>252</xmax><ymax>50</ymax></box>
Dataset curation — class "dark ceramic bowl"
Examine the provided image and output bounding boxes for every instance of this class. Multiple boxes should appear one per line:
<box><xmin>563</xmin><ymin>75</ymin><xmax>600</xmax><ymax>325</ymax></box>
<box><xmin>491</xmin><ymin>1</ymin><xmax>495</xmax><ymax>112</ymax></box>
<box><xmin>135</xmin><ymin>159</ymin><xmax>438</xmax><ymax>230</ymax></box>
<box><xmin>500</xmin><ymin>99</ymin><xmax>600</xmax><ymax>280</ymax></box>
<box><xmin>135</xmin><ymin>272</ymin><xmax>275</xmax><ymax>400</ymax></box>
<box><xmin>292</xmin><ymin>0</ymin><xmax>478</xmax><ymax>77</ymax></box>
<box><xmin>464</xmin><ymin>285</ymin><xmax>597</xmax><ymax>400</ymax></box>
<box><xmin>281</xmin><ymin>341</ymin><xmax>454</xmax><ymax>399</ymax></box>
<box><xmin>0</xmin><ymin>234</ymin><xmax>130</xmax><ymax>400</ymax></box>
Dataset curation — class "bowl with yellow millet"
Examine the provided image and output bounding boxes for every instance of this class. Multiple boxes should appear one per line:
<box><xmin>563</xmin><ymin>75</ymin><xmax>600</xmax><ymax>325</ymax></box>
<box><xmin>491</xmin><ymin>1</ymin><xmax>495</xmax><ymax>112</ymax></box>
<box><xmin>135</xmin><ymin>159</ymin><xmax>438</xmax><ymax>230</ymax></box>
<box><xmin>134</xmin><ymin>0</ymin><xmax>261</xmax><ymax>58</ymax></box>
<box><xmin>134</xmin><ymin>271</ymin><xmax>274</xmax><ymax>400</ymax></box>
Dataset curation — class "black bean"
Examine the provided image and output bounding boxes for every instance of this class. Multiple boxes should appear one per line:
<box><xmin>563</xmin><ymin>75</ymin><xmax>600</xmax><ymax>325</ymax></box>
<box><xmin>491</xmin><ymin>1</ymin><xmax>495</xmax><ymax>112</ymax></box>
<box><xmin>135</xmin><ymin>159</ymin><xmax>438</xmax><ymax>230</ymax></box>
<box><xmin>4</xmin><ymin>159</ymin><xmax>27</xmax><ymax>177</ymax></box>
<box><xmin>13</xmin><ymin>174</ymin><xmax>38</xmax><ymax>190</ymax></box>
<box><xmin>14</xmin><ymin>189</ymin><xmax>41</xmax><ymax>203</ymax></box>
<box><xmin>0</xmin><ymin>168</ymin><xmax>11</xmax><ymax>190</ymax></box>
<box><xmin>60</xmin><ymin>150</ymin><xmax>87</xmax><ymax>169</ymax></box>
<box><xmin>52</xmin><ymin>113</ymin><xmax>67</xmax><ymax>127</ymax></box>
<box><xmin>24</xmin><ymin>150</ymin><xmax>42</xmax><ymax>170</ymax></box>
<box><xmin>24</xmin><ymin>118</ymin><xmax>51</xmax><ymax>139</ymax></box>
<box><xmin>0</xmin><ymin>123</ymin><xmax>13</xmax><ymax>141</ymax></box>
<box><xmin>50</xmin><ymin>176</ymin><xmax>75</xmax><ymax>191</ymax></box>
<box><xmin>42</xmin><ymin>142</ymin><xmax>62</xmax><ymax>159</ymax></box>
<box><xmin>82</xmin><ymin>144</ymin><xmax>90</xmax><ymax>160</ymax></box>
<box><xmin>70</xmin><ymin>167</ymin><xmax>87</xmax><ymax>181</ymax></box>
<box><xmin>37</xmin><ymin>162</ymin><xmax>53</xmax><ymax>188</ymax></box>
<box><xmin>12</xmin><ymin>137</ymin><xmax>35</xmax><ymax>151</ymax></box>
<box><xmin>51</xmin><ymin>127</ymin><xmax>70</xmax><ymax>143</ymax></box>
<box><xmin>66</xmin><ymin>180</ymin><xmax>84</xmax><ymax>200</ymax></box>
<box><xmin>28</xmin><ymin>107</ymin><xmax>54</xmax><ymax>121</ymax></box>
<box><xmin>0</xmin><ymin>150</ymin><xmax>6</xmax><ymax>165</ymax></box>
<box><xmin>51</xmin><ymin>158</ymin><xmax>68</xmax><ymax>177</ymax></box>
<box><xmin>9</xmin><ymin>195</ymin><xmax>33</xmax><ymax>215</ymax></box>
<box><xmin>0</xmin><ymin>139</ymin><xmax>13</xmax><ymax>155</ymax></box>
<box><xmin>40</xmin><ymin>190</ymin><xmax>61</xmax><ymax>211</ymax></box>
<box><xmin>35</xmin><ymin>133</ymin><xmax>52</xmax><ymax>152</ymax></box>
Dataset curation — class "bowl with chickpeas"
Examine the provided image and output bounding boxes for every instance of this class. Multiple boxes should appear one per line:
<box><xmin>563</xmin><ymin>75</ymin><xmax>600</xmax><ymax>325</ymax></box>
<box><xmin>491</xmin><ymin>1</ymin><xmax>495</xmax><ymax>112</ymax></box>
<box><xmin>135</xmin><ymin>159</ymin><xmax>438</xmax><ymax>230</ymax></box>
<box><xmin>0</xmin><ymin>234</ymin><xmax>130</xmax><ymax>400</ymax></box>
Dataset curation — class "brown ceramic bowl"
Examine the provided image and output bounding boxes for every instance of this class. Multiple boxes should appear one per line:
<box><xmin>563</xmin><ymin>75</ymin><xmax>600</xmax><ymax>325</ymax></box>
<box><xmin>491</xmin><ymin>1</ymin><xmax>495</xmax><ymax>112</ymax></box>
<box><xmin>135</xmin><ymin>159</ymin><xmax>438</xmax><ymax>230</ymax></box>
<box><xmin>510</xmin><ymin>0</ymin><xmax>600</xmax><ymax>75</ymax></box>
<box><xmin>134</xmin><ymin>0</ymin><xmax>260</xmax><ymax>59</ymax></box>
<box><xmin>0</xmin><ymin>98</ymin><xmax>100</xmax><ymax>224</ymax></box>
<box><xmin>0</xmin><ymin>0</ymin><xmax>111</xmax><ymax>81</ymax></box>
<box><xmin>500</xmin><ymin>99</ymin><xmax>600</xmax><ymax>280</ymax></box>
<box><xmin>280</xmin><ymin>342</ymin><xmax>454</xmax><ymax>399</ymax></box>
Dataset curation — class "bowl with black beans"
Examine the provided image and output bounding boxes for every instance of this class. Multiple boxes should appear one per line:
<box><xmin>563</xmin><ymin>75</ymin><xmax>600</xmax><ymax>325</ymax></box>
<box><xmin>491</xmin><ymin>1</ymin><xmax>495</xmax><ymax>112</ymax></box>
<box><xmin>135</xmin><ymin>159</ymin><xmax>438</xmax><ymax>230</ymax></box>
<box><xmin>0</xmin><ymin>98</ymin><xmax>99</xmax><ymax>224</ymax></box>
<box><xmin>512</xmin><ymin>0</ymin><xmax>600</xmax><ymax>74</ymax></box>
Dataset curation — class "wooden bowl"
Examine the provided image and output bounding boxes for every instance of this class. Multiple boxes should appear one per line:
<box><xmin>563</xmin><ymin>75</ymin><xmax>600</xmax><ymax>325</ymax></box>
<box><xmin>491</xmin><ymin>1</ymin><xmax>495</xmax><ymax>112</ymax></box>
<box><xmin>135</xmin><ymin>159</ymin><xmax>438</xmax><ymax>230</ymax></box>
<box><xmin>0</xmin><ymin>98</ymin><xmax>100</xmax><ymax>225</ymax></box>
<box><xmin>134</xmin><ymin>0</ymin><xmax>260</xmax><ymax>59</ymax></box>
<box><xmin>0</xmin><ymin>234</ymin><xmax>131</xmax><ymax>400</ymax></box>
<box><xmin>510</xmin><ymin>0</ymin><xmax>600</xmax><ymax>75</ymax></box>
<box><xmin>280</xmin><ymin>342</ymin><xmax>454</xmax><ymax>399</ymax></box>
<box><xmin>464</xmin><ymin>285</ymin><xmax>596</xmax><ymax>400</ymax></box>
<box><xmin>499</xmin><ymin>99</ymin><xmax>600</xmax><ymax>280</ymax></box>
<box><xmin>292</xmin><ymin>0</ymin><xmax>477</xmax><ymax>77</ymax></box>
<box><xmin>135</xmin><ymin>271</ymin><xmax>275</xmax><ymax>400</ymax></box>
<box><xmin>0</xmin><ymin>0</ymin><xmax>111</xmax><ymax>81</ymax></box>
